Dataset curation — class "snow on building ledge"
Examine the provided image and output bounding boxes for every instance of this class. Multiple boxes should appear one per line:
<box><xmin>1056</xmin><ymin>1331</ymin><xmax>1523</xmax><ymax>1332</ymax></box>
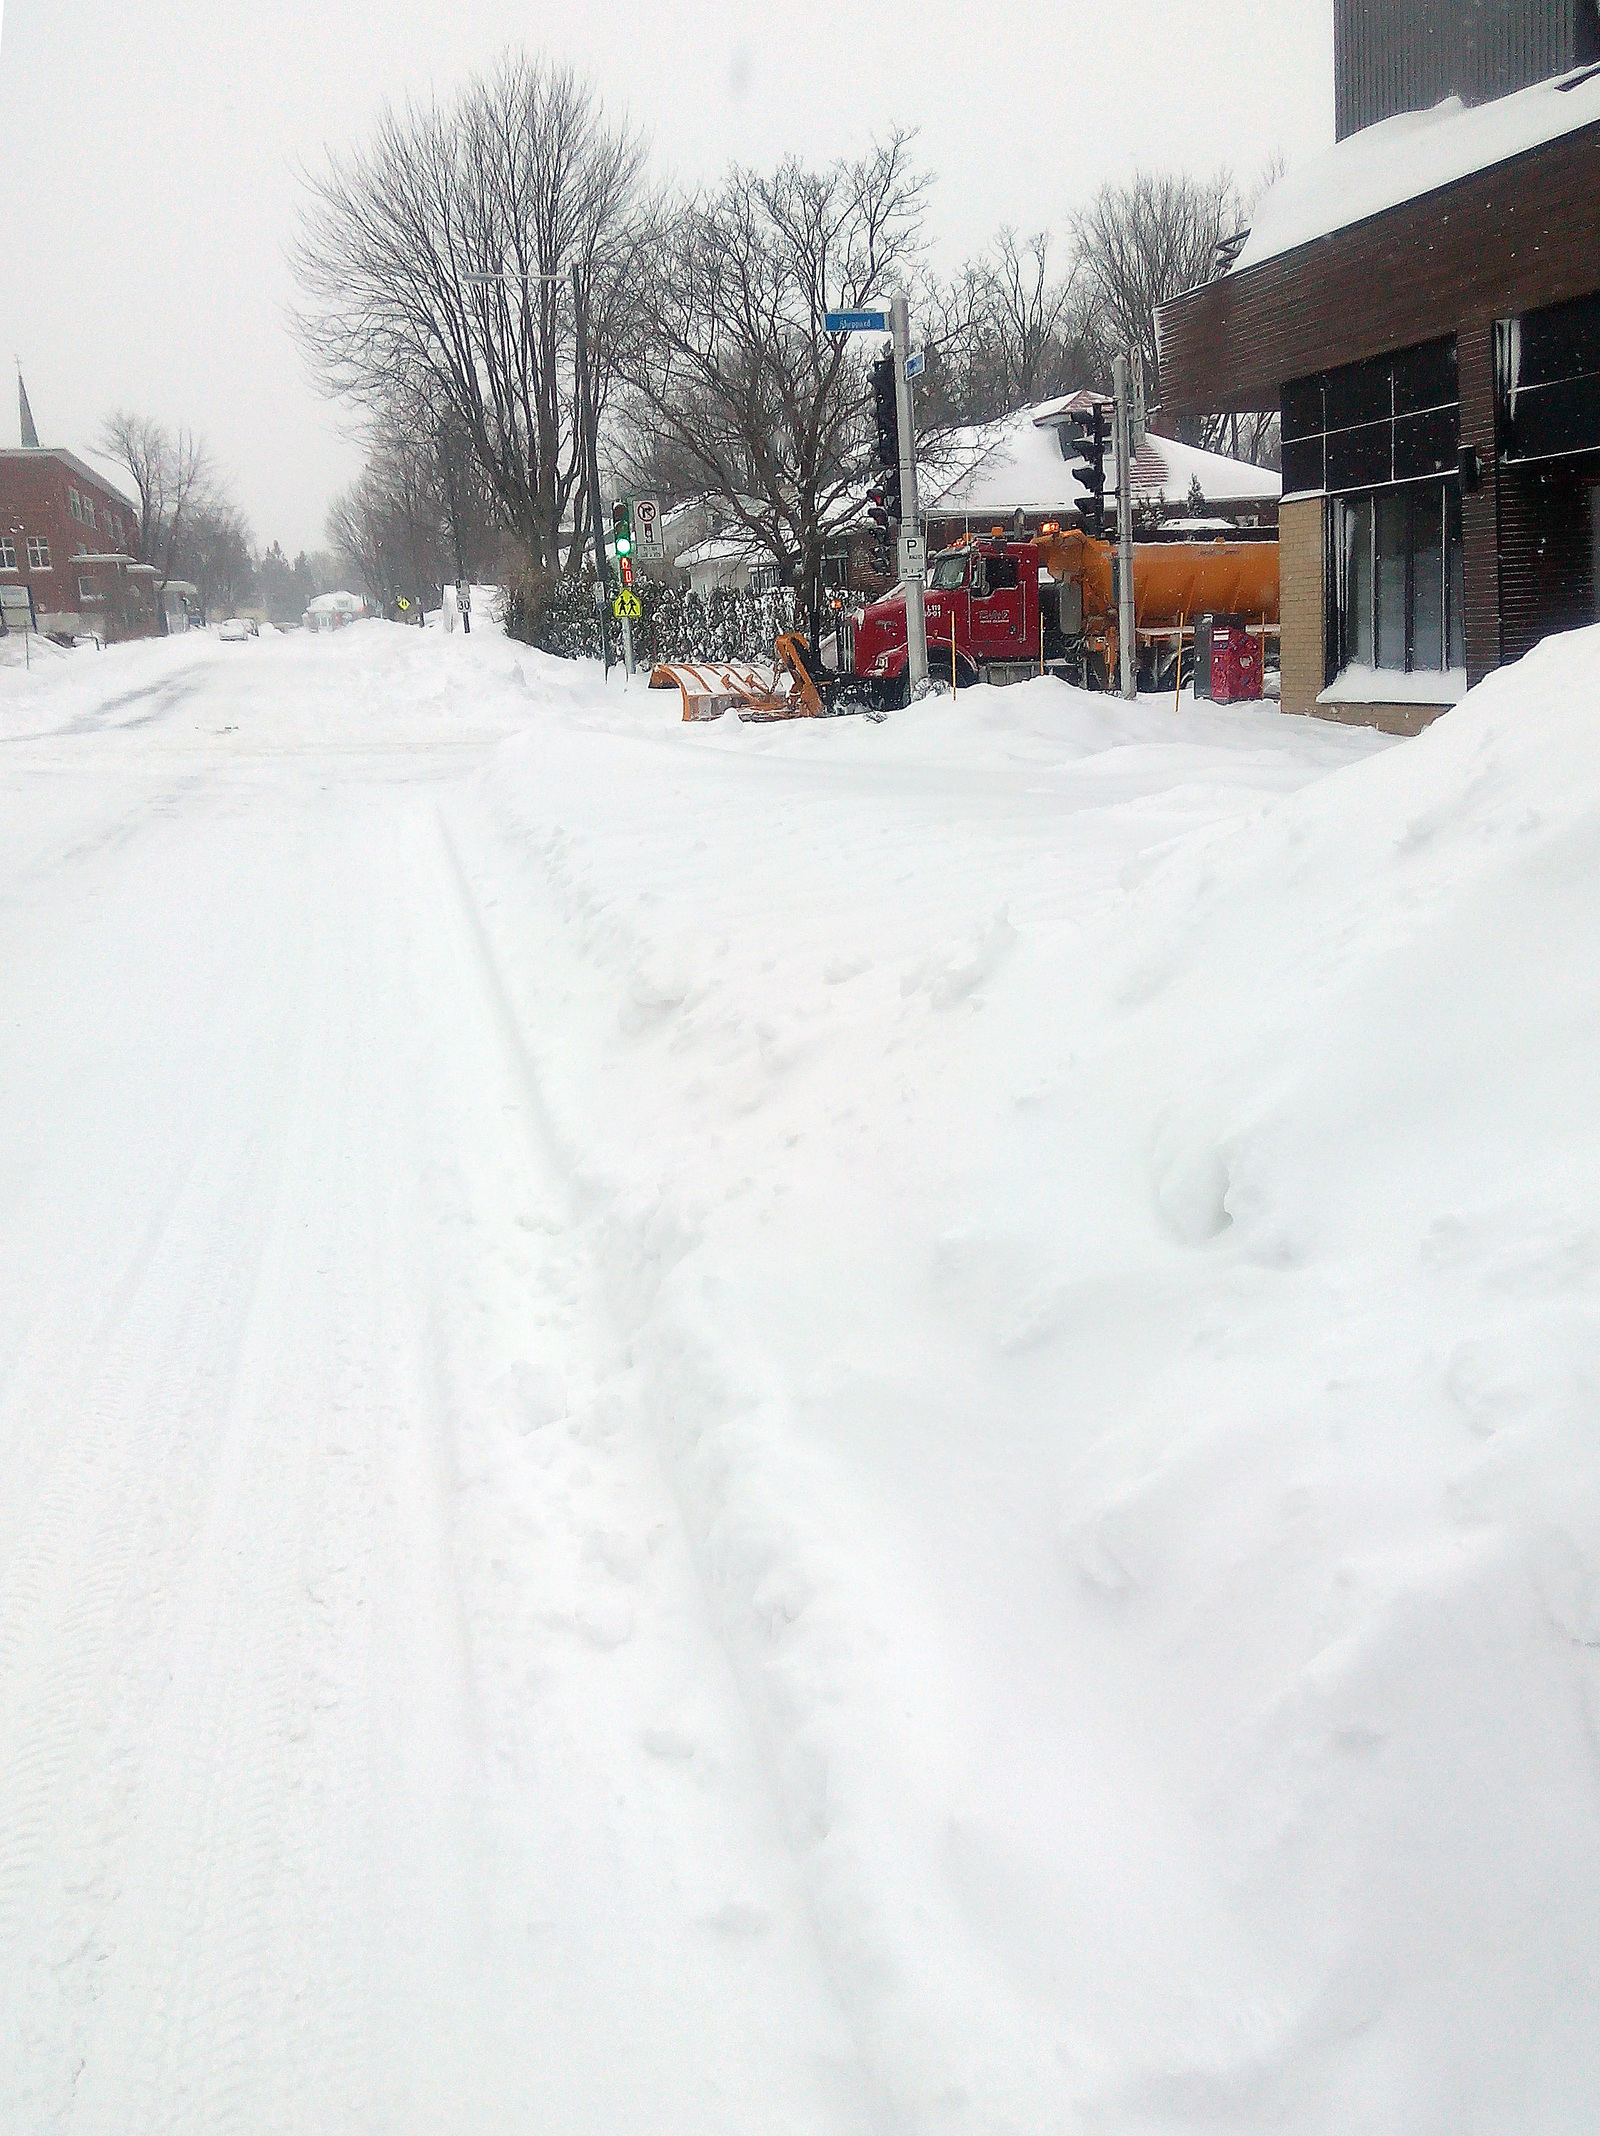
<box><xmin>1236</xmin><ymin>61</ymin><xmax>1600</xmax><ymax>273</ymax></box>
<box><xmin>1318</xmin><ymin>664</ymin><xmax>1468</xmax><ymax>708</ymax></box>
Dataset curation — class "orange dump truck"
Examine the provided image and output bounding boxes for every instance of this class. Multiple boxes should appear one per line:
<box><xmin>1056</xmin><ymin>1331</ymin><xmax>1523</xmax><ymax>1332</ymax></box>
<box><xmin>845</xmin><ymin>526</ymin><xmax>1280</xmax><ymax>704</ymax></box>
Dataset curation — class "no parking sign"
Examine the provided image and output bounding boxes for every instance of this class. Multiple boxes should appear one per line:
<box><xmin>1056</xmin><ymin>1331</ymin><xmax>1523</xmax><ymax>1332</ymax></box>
<box><xmin>632</xmin><ymin>496</ymin><xmax>662</xmax><ymax>560</ymax></box>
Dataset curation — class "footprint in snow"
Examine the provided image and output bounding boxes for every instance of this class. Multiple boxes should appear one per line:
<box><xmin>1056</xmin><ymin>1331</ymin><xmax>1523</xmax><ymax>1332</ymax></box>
<box><xmin>640</xmin><ymin>1724</ymin><xmax>697</xmax><ymax>1762</ymax></box>
<box><xmin>701</xmin><ymin>1898</ymin><xmax>769</xmax><ymax>1936</ymax></box>
<box><xmin>574</xmin><ymin>1593</ymin><xmax>633</xmax><ymax>1649</ymax></box>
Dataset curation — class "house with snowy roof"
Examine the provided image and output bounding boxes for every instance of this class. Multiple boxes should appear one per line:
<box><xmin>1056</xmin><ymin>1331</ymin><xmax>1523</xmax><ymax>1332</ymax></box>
<box><xmin>1159</xmin><ymin>0</ymin><xmax>1600</xmax><ymax>735</ymax></box>
<box><xmin>919</xmin><ymin>394</ymin><xmax>1280</xmax><ymax>552</ymax></box>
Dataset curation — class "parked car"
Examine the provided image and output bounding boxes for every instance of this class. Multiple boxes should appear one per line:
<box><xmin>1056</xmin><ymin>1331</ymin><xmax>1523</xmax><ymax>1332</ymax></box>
<box><xmin>218</xmin><ymin>617</ymin><xmax>259</xmax><ymax>642</ymax></box>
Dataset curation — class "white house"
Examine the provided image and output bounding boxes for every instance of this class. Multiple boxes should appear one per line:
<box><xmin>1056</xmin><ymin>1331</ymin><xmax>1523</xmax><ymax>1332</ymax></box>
<box><xmin>922</xmin><ymin>395</ymin><xmax>1281</xmax><ymax>538</ymax></box>
<box><xmin>673</xmin><ymin>532</ymin><xmax>783</xmax><ymax>598</ymax></box>
<box><xmin>303</xmin><ymin>590</ymin><xmax>366</xmax><ymax>632</ymax></box>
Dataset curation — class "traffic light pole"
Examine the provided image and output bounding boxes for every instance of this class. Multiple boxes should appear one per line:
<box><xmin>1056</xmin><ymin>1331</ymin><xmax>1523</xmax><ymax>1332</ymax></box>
<box><xmin>438</xmin><ymin>425</ymin><xmax>471</xmax><ymax>635</ymax></box>
<box><xmin>889</xmin><ymin>296</ymin><xmax>929</xmax><ymax>697</ymax></box>
<box><xmin>1113</xmin><ymin>352</ymin><xmax>1137</xmax><ymax>702</ymax></box>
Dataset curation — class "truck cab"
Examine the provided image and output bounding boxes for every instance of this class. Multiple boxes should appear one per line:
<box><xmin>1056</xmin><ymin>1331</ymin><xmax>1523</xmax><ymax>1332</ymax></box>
<box><xmin>849</xmin><ymin>537</ymin><xmax>1063</xmax><ymax>701</ymax></box>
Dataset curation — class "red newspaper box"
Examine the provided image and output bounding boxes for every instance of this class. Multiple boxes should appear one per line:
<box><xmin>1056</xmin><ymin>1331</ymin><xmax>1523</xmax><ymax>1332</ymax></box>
<box><xmin>1210</xmin><ymin>618</ymin><xmax>1263</xmax><ymax>704</ymax></box>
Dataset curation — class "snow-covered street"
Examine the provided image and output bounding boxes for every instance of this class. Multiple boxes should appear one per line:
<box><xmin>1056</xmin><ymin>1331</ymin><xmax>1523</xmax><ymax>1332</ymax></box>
<box><xmin>4</xmin><ymin>619</ymin><xmax>1599</xmax><ymax>2134</ymax></box>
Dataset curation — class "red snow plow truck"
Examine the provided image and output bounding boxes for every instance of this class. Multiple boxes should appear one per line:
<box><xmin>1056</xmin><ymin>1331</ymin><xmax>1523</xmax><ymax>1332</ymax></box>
<box><xmin>650</xmin><ymin>524</ymin><xmax>1278</xmax><ymax>720</ymax></box>
<box><xmin>845</xmin><ymin>525</ymin><xmax>1280</xmax><ymax>707</ymax></box>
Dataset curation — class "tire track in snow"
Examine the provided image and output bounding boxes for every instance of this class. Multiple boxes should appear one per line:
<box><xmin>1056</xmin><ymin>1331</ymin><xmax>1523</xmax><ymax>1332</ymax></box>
<box><xmin>0</xmin><ymin>908</ymin><xmax>338</xmax><ymax>2132</ymax></box>
<box><xmin>427</xmin><ymin>803</ymin><xmax>884</xmax><ymax>2133</ymax></box>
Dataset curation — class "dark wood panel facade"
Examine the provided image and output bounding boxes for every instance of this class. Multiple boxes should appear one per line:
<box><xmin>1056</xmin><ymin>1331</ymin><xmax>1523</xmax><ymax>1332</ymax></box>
<box><xmin>1158</xmin><ymin>122</ymin><xmax>1600</xmax><ymax>419</ymax></box>
<box><xmin>1336</xmin><ymin>0</ymin><xmax>1599</xmax><ymax>140</ymax></box>
<box><xmin>1500</xmin><ymin>452</ymin><xmax>1600</xmax><ymax>656</ymax></box>
<box><xmin>1158</xmin><ymin>122</ymin><xmax>1600</xmax><ymax>694</ymax></box>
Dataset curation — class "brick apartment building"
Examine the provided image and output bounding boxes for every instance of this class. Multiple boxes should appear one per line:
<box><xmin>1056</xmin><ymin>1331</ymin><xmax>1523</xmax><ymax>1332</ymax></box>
<box><xmin>0</xmin><ymin>447</ymin><xmax>161</xmax><ymax>641</ymax></box>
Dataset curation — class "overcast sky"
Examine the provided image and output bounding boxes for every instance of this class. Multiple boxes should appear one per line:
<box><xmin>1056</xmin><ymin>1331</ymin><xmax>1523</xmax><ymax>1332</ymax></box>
<box><xmin>1</xmin><ymin>0</ymin><xmax>1331</xmax><ymax>554</ymax></box>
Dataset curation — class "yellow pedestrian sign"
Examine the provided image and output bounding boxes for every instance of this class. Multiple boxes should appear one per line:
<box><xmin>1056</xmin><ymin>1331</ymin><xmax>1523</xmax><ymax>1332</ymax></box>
<box><xmin>612</xmin><ymin>589</ymin><xmax>641</xmax><ymax>620</ymax></box>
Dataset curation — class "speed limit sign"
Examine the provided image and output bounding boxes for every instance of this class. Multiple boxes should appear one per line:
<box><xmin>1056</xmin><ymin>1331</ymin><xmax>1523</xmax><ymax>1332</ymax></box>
<box><xmin>632</xmin><ymin>495</ymin><xmax>662</xmax><ymax>559</ymax></box>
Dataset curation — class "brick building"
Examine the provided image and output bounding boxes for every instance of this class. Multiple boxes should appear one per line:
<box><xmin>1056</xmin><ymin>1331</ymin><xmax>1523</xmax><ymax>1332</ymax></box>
<box><xmin>0</xmin><ymin>447</ymin><xmax>161</xmax><ymax>642</ymax></box>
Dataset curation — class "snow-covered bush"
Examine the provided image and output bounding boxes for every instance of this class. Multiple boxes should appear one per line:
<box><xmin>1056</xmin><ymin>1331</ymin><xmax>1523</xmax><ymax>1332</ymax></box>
<box><xmin>502</xmin><ymin>563</ymin><xmax>799</xmax><ymax>666</ymax></box>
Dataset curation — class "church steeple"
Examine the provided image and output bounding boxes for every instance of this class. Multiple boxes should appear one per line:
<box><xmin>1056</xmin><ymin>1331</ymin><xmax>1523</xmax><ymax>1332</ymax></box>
<box><xmin>17</xmin><ymin>365</ymin><xmax>39</xmax><ymax>448</ymax></box>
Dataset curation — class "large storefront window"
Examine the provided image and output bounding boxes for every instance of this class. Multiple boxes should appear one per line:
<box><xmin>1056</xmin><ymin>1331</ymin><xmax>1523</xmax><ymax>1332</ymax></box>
<box><xmin>1334</xmin><ymin>481</ymin><xmax>1465</xmax><ymax>675</ymax></box>
<box><xmin>1285</xmin><ymin>338</ymin><xmax>1465</xmax><ymax>688</ymax></box>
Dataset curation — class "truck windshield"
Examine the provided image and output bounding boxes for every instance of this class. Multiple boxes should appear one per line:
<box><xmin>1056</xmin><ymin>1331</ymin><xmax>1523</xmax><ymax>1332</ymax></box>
<box><xmin>928</xmin><ymin>554</ymin><xmax>969</xmax><ymax>590</ymax></box>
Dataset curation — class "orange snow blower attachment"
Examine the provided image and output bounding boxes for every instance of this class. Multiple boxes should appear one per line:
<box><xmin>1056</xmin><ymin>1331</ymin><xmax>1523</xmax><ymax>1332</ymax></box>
<box><xmin>649</xmin><ymin>633</ymin><xmax>830</xmax><ymax>723</ymax></box>
<box><xmin>648</xmin><ymin>658</ymin><xmax>778</xmax><ymax>722</ymax></box>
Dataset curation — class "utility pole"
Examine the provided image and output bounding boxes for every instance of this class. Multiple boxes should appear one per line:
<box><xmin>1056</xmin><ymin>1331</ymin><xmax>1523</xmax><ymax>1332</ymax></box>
<box><xmin>572</xmin><ymin>262</ymin><xmax>612</xmax><ymax>676</ymax></box>
<box><xmin>1113</xmin><ymin>352</ymin><xmax>1137</xmax><ymax>701</ymax></box>
<box><xmin>889</xmin><ymin>294</ymin><xmax>929</xmax><ymax>697</ymax></box>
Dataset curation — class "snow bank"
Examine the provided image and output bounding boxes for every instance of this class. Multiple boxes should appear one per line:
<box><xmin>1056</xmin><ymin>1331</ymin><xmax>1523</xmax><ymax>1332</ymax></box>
<box><xmin>11</xmin><ymin>610</ymin><xmax>1594</xmax><ymax>2129</ymax></box>
<box><xmin>459</xmin><ymin>632</ymin><xmax>1600</xmax><ymax>2131</ymax></box>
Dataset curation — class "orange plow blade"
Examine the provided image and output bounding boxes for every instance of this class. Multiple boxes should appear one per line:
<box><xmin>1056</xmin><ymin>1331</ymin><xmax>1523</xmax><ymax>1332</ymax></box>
<box><xmin>650</xmin><ymin>636</ymin><xmax>841</xmax><ymax>723</ymax></box>
<box><xmin>649</xmin><ymin>661</ymin><xmax>786</xmax><ymax>722</ymax></box>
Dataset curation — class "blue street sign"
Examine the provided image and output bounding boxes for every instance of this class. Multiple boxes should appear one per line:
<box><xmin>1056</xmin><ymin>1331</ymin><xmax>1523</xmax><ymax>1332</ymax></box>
<box><xmin>905</xmin><ymin>348</ymin><xmax>926</xmax><ymax>379</ymax></box>
<box><xmin>824</xmin><ymin>310</ymin><xmax>888</xmax><ymax>333</ymax></box>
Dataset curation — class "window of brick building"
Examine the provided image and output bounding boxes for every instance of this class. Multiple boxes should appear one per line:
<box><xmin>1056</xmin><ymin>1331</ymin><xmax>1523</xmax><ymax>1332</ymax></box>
<box><xmin>68</xmin><ymin>489</ymin><xmax>81</xmax><ymax>521</ymax></box>
<box><xmin>0</xmin><ymin>538</ymin><xmax>14</xmax><ymax>569</ymax></box>
<box><xmin>1333</xmin><ymin>482</ymin><xmax>1465</xmax><ymax>676</ymax></box>
<box><xmin>78</xmin><ymin>575</ymin><xmax>100</xmax><ymax>603</ymax></box>
<box><xmin>83</xmin><ymin>499</ymin><xmax>96</xmax><ymax>532</ymax></box>
<box><xmin>26</xmin><ymin>536</ymin><xmax>50</xmax><ymax>569</ymax></box>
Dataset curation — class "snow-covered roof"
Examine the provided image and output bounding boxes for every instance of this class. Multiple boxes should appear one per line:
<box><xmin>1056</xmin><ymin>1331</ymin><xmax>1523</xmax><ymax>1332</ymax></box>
<box><xmin>1126</xmin><ymin>433</ymin><xmax>1279</xmax><ymax>507</ymax></box>
<box><xmin>1028</xmin><ymin>389</ymin><xmax>1111</xmax><ymax>427</ymax></box>
<box><xmin>306</xmin><ymin>590</ymin><xmax>364</xmax><ymax>614</ymax></box>
<box><xmin>921</xmin><ymin>401</ymin><xmax>1279</xmax><ymax>520</ymax></box>
<box><xmin>1235</xmin><ymin>62</ymin><xmax>1600</xmax><ymax>273</ymax></box>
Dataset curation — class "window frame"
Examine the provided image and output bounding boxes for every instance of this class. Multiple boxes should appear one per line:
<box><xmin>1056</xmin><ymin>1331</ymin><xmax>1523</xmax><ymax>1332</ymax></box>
<box><xmin>26</xmin><ymin>535</ymin><xmax>51</xmax><ymax>570</ymax></box>
<box><xmin>1331</xmin><ymin>478</ymin><xmax>1464</xmax><ymax>678</ymax></box>
<box><xmin>1283</xmin><ymin>336</ymin><xmax>1460</xmax><ymax>498</ymax></box>
<box><xmin>0</xmin><ymin>537</ymin><xmax>15</xmax><ymax>570</ymax></box>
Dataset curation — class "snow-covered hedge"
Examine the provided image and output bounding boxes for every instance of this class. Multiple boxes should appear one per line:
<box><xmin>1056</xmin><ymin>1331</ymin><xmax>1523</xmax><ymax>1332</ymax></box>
<box><xmin>502</xmin><ymin>567</ymin><xmax>799</xmax><ymax>666</ymax></box>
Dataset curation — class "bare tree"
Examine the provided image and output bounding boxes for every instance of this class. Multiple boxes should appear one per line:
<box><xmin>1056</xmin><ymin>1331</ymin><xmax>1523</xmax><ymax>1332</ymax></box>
<box><xmin>97</xmin><ymin>412</ymin><xmax>215</xmax><ymax>574</ymax></box>
<box><xmin>920</xmin><ymin>230</ymin><xmax>1103</xmax><ymax>430</ymax></box>
<box><xmin>293</xmin><ymin>54</ymin><xmax>647</xmax><ymax>580</ymax></box>
<box><xmin>1072</xmin><ymin>168</ymin><xmax>1241</xmax><ymax>423</ymax></box>
<box><xmin>622</xmin><ymin>134</ymin><xmax>928</xmax><ymax>641</ymax></box>
<box><xmin>179</xmin><ymin>503</ymin><xmax>254</xmax><ymax>618</ymax></box>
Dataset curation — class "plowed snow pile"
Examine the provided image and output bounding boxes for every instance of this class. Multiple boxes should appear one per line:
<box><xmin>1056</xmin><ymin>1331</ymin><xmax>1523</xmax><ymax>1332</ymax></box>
<box><xmin>2</xmin><ymin>617</ymin><xmax>1596</xmax><ymax>2134</ymax></box>
<box><xmin>467</xmin><ymin>628</ymin><xmax>1600</xmax><ymax>2133</ymax></box>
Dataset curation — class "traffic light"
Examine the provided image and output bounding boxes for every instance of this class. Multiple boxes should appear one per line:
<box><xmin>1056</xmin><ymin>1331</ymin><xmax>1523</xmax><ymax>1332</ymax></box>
<box><xmin>867</xmin><ymin>487</ymin><xmax>894</xmax><ymax>575</ymax></box>
<box><xmin>611</xmin><ymin>499</ymin><xmax>634</xmax><ymax>559</ymax></box>
<box><xmin>869</xmin><ymin>351</ymin><xmax>900</xmax><ymax>474</ymax></box>
<box><xmin>1063</xmin><ymin>402</ymin><xmax>1108</xmax><ymax>539</ymax></box>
